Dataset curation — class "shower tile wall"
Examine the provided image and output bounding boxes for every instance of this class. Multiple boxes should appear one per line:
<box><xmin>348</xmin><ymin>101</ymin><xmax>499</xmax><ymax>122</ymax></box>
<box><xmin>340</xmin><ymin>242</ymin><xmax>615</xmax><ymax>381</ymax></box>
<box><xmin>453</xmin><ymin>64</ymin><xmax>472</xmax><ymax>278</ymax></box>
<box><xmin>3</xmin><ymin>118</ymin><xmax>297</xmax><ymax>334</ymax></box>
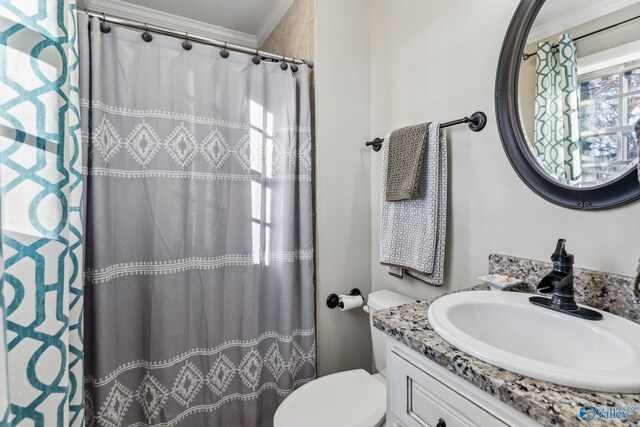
<box><xmin>260</xmin><ymin>0</ymin><xmax>315</xmax><ymax>68</ymax></box>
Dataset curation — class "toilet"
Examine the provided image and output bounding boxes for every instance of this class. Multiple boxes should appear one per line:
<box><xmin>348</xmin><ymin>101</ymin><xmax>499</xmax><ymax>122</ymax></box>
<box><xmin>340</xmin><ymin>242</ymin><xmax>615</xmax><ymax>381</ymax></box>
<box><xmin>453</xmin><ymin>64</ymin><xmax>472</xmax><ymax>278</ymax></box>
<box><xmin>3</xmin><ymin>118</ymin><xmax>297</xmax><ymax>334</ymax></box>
<box><xmin>274</xmin><ymin>290</ymin><xmax>414</xmax><ymax>427</ymax></box>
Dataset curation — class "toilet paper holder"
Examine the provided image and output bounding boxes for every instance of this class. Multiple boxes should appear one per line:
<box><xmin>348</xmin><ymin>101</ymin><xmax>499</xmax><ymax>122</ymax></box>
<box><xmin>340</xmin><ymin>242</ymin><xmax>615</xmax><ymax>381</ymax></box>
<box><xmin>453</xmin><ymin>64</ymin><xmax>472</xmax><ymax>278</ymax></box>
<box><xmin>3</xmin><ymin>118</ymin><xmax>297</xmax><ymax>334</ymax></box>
<box><xmin>326</xmin><ymin>288</ymin><xmax>362</xmax><ymax>309</ymax></box>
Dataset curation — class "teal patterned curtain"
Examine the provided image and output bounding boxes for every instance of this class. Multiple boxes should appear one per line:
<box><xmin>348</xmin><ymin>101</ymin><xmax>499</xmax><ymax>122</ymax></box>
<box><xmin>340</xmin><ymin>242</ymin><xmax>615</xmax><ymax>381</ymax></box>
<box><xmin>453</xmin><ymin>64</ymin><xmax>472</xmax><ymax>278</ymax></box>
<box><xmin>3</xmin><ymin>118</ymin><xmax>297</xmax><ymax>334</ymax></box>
<box><xmin>533</xmin><ymin>34</ymin><xmax>581</xmax><ymax>181</ymax></box>
<box><xmin>0</xmin><ymin>1</ymin><xmax>83</xmax><ymax>426</ymax></box>
<box><xmin>0</xmin><ymin>203</ymin><xmax>7</xmax><ymax>425</ymax></box>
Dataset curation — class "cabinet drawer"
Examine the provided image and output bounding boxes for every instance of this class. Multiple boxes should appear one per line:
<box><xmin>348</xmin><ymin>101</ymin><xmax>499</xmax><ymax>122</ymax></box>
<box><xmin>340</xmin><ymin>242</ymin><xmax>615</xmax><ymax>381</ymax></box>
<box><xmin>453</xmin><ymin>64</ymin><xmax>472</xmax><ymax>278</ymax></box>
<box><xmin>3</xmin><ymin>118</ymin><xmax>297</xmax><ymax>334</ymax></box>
<box><xmin>388</xmin><ymin>346</ymin><xmax>510</xmax><ymax>427</ymax></box>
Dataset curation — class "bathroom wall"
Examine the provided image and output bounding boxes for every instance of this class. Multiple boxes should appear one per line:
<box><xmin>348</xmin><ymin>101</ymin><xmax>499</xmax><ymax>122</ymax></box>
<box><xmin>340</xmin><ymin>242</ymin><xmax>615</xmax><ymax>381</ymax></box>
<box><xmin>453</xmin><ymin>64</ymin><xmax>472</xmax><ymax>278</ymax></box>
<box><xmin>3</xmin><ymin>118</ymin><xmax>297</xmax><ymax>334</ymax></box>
<box><xmin>314</xmin><ymin>0</ymin><xmax>373</xmax><ymax>375</ymax></box>
<box><xmin>370</xmin><ymin>0</ymin><xmax>640</xmax><ymax>301</ymax></box>
<box><xmin>262</xmin><ymin>0</ymin><xmax>374</xmax><ymax>376</ymax></box>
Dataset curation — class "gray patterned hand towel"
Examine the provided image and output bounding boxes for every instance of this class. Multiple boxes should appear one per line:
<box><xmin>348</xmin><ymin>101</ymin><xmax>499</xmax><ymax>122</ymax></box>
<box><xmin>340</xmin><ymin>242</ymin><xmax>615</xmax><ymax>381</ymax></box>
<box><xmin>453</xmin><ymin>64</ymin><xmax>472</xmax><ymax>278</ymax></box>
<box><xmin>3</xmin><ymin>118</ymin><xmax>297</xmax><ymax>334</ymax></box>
<box><xmin>385</xmin><ymin>123</ymin><xmax>428</xmax><ymax>201</ymax></box>
<box><xmin>380</xmin><ymin>123</ymin><xmax>447</xmax><ymax>286</ymax></box>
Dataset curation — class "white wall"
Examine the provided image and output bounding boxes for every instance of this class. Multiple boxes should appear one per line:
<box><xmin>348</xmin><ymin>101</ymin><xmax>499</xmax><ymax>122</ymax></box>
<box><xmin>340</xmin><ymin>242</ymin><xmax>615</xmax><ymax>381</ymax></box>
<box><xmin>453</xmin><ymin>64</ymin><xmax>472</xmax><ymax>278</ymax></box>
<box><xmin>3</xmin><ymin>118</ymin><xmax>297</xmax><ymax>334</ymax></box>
<box><xmin>370</xmin><ymin>0</ymin><xmax>640</xmax><ymax>301</ymax></box>
<box><xmin>315</xmin><ymin>0</ymin><xmax>373</xmax><ymax>376</ymax></box>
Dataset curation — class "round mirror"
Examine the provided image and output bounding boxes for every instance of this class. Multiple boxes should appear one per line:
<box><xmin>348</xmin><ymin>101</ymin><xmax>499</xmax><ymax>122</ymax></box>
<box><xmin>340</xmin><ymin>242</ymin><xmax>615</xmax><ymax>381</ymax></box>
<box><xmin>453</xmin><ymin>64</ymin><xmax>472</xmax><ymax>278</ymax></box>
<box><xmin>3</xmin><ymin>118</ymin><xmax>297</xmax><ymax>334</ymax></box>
<box><xmin>496</xmin><ymin>0</ymin><xmax>640</xmax><ymax>209</ymax></box>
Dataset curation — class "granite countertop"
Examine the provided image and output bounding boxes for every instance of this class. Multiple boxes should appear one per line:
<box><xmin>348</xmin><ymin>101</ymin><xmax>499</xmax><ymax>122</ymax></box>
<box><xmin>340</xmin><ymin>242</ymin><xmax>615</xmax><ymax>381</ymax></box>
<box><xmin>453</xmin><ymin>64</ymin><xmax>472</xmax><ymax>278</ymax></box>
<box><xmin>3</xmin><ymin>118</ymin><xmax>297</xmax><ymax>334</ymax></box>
<box><xmin>373</xmin><ymin>285</ymin><xmax>640</xmax><ymax>427</ymax></box>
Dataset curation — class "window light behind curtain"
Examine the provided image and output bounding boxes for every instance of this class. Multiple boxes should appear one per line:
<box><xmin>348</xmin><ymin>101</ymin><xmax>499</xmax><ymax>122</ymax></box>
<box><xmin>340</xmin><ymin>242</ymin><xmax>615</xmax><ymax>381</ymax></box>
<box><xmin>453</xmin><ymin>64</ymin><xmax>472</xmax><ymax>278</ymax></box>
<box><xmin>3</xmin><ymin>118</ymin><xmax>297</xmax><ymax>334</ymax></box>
<box><xmin>0</xmin><ymin>0</ymin><xmax>84</xmax><ymax>426</ymax></box>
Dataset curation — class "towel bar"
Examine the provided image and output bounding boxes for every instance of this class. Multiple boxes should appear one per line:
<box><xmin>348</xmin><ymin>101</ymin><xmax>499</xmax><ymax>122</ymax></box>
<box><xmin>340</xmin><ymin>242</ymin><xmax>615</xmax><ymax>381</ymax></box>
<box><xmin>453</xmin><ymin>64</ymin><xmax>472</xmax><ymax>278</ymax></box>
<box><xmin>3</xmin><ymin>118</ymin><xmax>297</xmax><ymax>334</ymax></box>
<box><xmin>365</xmin><ymin>111</ymin><xmax>487</xmax><ymax>151</ymax></box>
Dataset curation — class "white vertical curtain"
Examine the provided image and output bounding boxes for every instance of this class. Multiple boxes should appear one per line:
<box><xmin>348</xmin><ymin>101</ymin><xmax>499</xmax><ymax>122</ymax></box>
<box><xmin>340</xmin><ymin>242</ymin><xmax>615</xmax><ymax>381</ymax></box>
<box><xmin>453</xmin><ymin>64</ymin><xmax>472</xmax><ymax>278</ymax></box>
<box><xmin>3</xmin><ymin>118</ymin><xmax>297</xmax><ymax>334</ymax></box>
<box><xmin>533</xmin><ymin>34</ymin><xmax>581</xmax><ymax>181</ymax></box>
<box><xmin>636</xmin><ymin>121</ymin><xmax>640</xmax><ymax>185</ymax></box>
<box><xmin>0</xmin><ymin>1</ymin><xmax>84</xmax><ymax>426</ymax></box>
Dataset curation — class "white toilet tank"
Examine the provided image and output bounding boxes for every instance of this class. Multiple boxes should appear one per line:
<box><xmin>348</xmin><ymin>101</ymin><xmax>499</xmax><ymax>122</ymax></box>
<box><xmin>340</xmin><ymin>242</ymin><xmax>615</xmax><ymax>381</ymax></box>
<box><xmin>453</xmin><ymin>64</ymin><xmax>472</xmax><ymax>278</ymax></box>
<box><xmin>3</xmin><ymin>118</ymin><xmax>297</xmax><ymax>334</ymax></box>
<box><xmin>367</xmin><ymin>290</ymin><xmax>415</xmax><ymax>378</ymax></box>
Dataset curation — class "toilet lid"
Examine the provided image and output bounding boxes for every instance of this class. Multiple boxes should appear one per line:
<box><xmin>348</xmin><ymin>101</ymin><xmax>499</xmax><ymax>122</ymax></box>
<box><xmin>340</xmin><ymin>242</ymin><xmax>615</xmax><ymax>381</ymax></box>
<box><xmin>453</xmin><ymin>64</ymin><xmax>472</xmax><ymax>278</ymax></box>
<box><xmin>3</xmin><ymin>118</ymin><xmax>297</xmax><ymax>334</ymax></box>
<box><xmin>273</xmin><ymin>369</ymin><xmax>386</xmax><ymax>427</ymax></box>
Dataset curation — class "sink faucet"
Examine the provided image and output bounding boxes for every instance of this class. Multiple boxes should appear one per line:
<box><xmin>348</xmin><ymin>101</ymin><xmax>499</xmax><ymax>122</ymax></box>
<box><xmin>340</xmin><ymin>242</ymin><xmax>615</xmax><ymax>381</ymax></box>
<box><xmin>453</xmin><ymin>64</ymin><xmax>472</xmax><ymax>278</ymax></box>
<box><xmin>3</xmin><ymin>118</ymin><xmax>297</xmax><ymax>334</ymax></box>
<box><xmin>529</xmin><ymin>239</ymin><xmax>603</xmax><ymax>321</ymax></box>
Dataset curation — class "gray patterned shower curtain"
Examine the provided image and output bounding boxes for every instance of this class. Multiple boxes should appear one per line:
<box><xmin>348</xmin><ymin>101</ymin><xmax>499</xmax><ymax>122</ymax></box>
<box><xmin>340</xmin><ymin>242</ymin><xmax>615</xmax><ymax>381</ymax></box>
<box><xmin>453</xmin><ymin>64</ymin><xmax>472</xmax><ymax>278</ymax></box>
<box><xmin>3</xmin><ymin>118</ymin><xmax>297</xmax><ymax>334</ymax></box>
<box><xmin>79</xmin><ymin>15</ymin><xmax>315</xmax><ymax>427</ymax></box>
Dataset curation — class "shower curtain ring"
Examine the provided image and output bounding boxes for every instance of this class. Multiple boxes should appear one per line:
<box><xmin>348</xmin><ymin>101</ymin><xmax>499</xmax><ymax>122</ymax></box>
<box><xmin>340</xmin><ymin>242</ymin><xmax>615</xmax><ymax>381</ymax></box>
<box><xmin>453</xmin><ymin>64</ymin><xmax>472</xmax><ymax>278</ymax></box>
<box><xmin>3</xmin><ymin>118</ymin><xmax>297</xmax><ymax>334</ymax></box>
<box><xmin>220</xmin><ymin>41</ymin><xmax>230</xmax><ymax>58</ymax></box>
<box><xmin>280</xmin><ymin>55</ymin><xmax>289</xmax><ymax>70</ymax></box>
<box><xmin>252</xmin><ymin>48</ymin><xmax>261</xmax><ymax>65</ymax></box>
<box><xmin>99</xmin><ymin>12</ymin><xmax>111</xmax><ymax>33</ymax></box>
<box><xmin>291</xmin><ymin>58</ymin><xmax>299</xmax><ymax>73</ymax></box>
<box><xmin>141</xmin><ymin>23</ymin><xmax>153</xmax><ymax>42</ymax></box>
<box><xmin>182</xmin><ymin>32</ymin><xmax>193</xmax><ymax>51</ymax></box>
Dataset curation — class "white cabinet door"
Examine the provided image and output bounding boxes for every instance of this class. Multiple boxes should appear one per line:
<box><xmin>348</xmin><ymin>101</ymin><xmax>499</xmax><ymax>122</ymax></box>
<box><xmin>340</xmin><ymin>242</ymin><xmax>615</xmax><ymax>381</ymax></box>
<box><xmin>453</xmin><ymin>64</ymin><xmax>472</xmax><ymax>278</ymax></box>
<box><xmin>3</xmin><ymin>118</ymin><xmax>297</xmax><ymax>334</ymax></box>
<box><xmin>386</xmin><ymin>341</ymin><xmax>540</xmax><ymax>427</ymax></box>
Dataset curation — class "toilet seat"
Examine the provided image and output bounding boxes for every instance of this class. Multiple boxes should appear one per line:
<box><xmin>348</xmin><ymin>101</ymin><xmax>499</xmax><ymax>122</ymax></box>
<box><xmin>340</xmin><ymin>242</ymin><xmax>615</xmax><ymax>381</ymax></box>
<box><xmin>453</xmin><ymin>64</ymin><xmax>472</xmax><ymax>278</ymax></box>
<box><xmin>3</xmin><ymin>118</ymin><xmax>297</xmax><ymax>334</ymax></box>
<box><xmin>273</xmin><ymin>369</ymin><xmax>386</xmax><ymax>427</ymax></box>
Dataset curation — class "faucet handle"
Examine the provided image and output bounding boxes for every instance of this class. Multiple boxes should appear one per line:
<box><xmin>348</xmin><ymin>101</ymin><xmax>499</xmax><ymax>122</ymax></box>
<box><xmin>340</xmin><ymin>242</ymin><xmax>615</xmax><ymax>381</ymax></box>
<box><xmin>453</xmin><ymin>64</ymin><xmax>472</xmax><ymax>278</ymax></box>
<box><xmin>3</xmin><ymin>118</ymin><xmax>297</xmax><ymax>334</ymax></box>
<box><xmin>551</xmin><ymin>239</ymin><xmax>566</xmax><ymax>261</ymax></box>
<box><xmin>551</xmin><ymin>238</ymin><xmax>574</xmax><ymax>266</ymax></box>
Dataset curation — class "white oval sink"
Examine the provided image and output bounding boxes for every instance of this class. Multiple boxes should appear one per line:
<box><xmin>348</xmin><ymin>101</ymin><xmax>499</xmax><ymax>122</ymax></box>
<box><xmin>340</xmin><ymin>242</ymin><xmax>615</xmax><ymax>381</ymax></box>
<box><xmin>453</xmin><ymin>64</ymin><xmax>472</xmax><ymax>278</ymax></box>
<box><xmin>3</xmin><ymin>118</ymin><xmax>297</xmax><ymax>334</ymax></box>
<box><xmin>427</xmin><ymin>291</ymin><xmax>640</xmax><ymax>392</ymax></box>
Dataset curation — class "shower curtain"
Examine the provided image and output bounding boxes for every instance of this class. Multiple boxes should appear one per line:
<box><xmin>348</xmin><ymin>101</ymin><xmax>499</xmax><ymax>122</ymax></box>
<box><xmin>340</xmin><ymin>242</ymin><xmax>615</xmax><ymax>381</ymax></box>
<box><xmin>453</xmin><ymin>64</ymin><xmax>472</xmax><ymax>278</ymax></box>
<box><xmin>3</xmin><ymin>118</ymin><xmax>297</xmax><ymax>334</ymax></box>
<box><xmin>0</xmin><ymin>1</ymin><xmax>84</xmax><ymax>425</ymax></box>
<box><xmin>79</xmin><ymin>15</ymin><xmax>315</xmax><ymax>427</ymax></box>
<box><xmin>533</xmin><ymin>34</ymin><xmax>580</xmax><ymax>181</ymax></box>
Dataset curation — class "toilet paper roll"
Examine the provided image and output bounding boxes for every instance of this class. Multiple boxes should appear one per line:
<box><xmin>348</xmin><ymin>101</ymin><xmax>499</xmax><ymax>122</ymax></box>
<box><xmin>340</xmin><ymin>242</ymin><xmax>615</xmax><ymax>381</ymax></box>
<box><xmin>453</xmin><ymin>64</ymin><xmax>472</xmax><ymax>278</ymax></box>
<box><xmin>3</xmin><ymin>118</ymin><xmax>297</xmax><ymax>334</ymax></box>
<box><xmin>338</xmin><ymin>295</ymin><xmax>364</xmax><ymax>311</ymax></box>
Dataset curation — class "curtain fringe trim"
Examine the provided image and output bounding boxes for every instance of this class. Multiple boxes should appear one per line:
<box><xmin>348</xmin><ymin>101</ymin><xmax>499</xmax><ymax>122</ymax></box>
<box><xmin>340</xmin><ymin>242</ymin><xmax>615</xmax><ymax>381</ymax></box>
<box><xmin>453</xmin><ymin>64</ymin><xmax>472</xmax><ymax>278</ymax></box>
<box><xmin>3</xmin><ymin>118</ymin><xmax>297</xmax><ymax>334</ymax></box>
<box><xmin>82</xmin><ymin>167</ymin><xmax>312</xmax><ymax>182</ymax></box>
<box><xmin>85</xmin><ymin>250</ymin><xmax>314</xmax><ymax>284</ymax></box>
<box><xmin>80</xmin><ymin>100</ymin><xmax>312</xmax><ymax>133</ymax></box>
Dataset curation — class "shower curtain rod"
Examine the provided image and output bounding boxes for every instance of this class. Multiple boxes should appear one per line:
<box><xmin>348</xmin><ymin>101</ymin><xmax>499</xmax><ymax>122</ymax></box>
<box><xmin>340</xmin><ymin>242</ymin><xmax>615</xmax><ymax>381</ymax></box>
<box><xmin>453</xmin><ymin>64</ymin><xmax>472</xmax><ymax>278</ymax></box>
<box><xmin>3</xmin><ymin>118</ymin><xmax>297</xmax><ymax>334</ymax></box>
<box><xmin>81</xmin><ymin>10</ymin><xmax>314</xmax><ymax>67</ymax></box>
<box><xmin>522</xmin><ymin>13</ymin><xmax>640</xmax><ymax>60</ymax></box>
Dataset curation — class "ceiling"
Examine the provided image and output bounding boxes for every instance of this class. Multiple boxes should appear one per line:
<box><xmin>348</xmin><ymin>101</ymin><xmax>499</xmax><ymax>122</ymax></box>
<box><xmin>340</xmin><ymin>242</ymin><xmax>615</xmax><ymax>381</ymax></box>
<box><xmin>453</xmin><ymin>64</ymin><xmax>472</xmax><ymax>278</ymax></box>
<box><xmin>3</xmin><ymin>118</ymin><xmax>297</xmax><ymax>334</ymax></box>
<box><xmin>528</xmin><ymin>0</ymin><xmax>640</xmax><ymax>42</ymax></box>
<box><xmin>81</xmin><ymin>0</ymin><xmax>293</xmax><ymax>47</ymax></box>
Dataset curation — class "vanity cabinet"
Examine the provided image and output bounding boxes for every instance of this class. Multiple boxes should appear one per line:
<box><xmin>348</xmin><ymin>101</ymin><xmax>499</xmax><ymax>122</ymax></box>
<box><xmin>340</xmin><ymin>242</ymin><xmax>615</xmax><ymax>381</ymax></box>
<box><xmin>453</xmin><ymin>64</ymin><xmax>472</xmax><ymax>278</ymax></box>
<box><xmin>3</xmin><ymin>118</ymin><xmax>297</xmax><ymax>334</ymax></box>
<box><xmin>386</xmin><ymin>338</ymin><xmax>541</xmax><ymax>427</ymax></box>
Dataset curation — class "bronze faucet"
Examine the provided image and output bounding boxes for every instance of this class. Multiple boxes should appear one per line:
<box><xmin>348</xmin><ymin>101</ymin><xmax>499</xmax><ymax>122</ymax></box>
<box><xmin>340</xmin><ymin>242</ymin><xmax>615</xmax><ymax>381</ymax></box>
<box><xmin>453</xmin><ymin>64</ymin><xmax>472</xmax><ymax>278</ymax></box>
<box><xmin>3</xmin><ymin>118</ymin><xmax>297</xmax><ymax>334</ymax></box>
<box><xmin>529</xmin><ymin>239</ymin><xmax>603</xmax><ymax>321</ymax></box>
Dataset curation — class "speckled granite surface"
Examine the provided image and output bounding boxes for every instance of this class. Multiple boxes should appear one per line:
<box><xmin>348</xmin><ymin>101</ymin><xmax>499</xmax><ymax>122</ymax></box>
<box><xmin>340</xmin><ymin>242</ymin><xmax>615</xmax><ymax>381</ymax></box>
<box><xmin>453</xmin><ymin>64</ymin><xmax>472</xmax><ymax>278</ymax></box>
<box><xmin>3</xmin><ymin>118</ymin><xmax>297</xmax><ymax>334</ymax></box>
<box><xmin>374</xmin><ymin>255</ymin><xmax>640</xmax><ymax>427</ymax></box>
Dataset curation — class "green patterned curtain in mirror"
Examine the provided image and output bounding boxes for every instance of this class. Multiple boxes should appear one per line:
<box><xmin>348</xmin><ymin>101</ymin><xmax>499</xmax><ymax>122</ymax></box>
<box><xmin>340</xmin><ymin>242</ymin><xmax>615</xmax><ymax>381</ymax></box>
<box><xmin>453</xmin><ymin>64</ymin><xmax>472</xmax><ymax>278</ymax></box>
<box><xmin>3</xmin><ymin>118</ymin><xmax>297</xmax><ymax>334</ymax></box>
<box><xmin>534</xmin><ymin>34</ymin><xmax>580</xmax><ymax>181</ymax></box>
<box><xmin>0</xmin><ymin>0</ymin><xmax>84</xmax><ymax>426</ymax></box>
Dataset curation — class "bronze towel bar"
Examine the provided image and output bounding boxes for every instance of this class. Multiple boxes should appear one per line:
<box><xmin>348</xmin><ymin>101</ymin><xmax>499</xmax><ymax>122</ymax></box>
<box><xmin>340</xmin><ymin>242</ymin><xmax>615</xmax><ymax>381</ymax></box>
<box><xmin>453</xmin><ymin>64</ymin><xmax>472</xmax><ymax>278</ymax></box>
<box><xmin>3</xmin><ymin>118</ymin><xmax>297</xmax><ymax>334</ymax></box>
<box><xmin>365</xmin><ymin>111</ymin><xmax>487</xmax><ymax>152</ymax></box>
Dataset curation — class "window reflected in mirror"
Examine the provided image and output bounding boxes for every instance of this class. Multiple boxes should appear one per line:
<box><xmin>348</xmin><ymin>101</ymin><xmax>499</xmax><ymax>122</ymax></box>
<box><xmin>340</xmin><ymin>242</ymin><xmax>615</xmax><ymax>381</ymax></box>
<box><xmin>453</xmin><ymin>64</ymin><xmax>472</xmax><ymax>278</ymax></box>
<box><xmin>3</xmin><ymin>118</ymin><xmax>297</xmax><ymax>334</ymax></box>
<box><xmin>518</xmin><ymin>0</ymin><xmax>640</xmax><ymax>188</ymax></box>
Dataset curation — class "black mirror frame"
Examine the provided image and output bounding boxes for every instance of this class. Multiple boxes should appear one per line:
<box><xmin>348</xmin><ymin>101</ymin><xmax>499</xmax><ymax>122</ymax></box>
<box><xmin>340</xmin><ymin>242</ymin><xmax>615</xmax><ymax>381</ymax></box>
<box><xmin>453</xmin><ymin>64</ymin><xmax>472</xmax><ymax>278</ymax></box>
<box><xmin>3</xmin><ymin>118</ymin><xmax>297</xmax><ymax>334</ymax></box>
<box><xmin>495</xmin><ymin>0</ymin><xmax>640</xmax><ymax>210</ymax></box>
